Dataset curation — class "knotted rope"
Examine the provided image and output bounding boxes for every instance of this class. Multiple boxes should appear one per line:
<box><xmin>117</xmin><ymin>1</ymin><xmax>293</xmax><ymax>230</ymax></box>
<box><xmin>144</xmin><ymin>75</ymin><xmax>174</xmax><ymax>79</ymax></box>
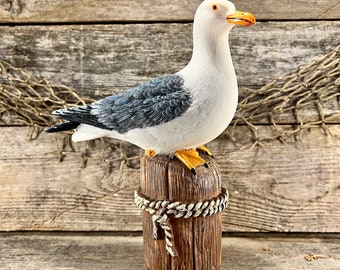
<box><xmin>134</xmin><ymin>187</ymin><xmax>229</xmax><ymax>257</ymax></box>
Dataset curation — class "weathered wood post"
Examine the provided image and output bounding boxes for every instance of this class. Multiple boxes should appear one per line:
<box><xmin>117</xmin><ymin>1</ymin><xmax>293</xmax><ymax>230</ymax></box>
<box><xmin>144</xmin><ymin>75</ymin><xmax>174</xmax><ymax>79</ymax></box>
<box><xmin>135</xmin><ymin>153</ymin><xmax>228</xmax><ymax>270</ymax></box>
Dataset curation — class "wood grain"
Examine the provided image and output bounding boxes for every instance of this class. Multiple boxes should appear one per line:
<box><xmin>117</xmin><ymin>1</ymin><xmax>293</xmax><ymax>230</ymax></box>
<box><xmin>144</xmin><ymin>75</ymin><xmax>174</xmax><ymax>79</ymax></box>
<box><xmin>1</xmin><ymin>125</ymin><xmax>339</xmax><ymax>232</ymax></box>
<box><xmin>168</xmin><ymin>156</ymin><xmax>222</xmax><ymax>269</ymax></box>
<box><xmin>0</xmin><ymin>233</ymin><xmax>339</xmax><ymax>270</ymax></box>
<box><xmin>0</xmin><ymin>22</ymin><xmax>338</xmax><ymax>97</ymax></box>
<box><xmin>140</xmin><ymin>156</ymin><xmax>171</xmax><ymax>269</ymax></box>
<box><xmin>141</xmin><ymin>155</ymin><xmax>222</xmax><ymax>269</ymax></box>
<box><xmin>0</xmin><ymin>0</ymin><xmax>338</xmax><ymax>23</ymax></box>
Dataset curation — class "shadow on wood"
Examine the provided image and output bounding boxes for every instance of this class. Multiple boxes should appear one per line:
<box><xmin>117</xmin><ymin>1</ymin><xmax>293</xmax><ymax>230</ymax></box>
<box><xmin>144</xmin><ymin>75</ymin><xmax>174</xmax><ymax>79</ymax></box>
<box><xmin>140</xmin><ymin>154</ymin><xmax>223</xmax><ymax>270</ymax></box>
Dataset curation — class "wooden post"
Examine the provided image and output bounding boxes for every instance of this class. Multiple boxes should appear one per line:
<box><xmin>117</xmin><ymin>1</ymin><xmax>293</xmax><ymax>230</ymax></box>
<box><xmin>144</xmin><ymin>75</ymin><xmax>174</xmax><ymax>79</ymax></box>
<box><xmin>140</xmin><ymin>154</ymin><xmax>222</xmax><ymax>270</ymax></box>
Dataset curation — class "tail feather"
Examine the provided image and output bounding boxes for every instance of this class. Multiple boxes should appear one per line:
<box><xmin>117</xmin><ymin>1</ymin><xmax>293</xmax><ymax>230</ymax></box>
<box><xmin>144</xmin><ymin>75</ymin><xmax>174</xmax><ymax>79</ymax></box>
<box><xmin>45</xmin><ymin>121</ymin><xmax>80</xmax><ymax>133</ymax></box>
<box><xmin>46</xmin><ymin>105</ymin><xmax>110</xmax><ymax>134</ymax></box>
<box><xmin>49</xmin><ymin>106</ymin><xmax>108</xmax><ymax>130</ymax></box>
<box><xmin>46</xmin><ymin>106</ymin><xmax>95</xmax><ymax>133</ymax></box>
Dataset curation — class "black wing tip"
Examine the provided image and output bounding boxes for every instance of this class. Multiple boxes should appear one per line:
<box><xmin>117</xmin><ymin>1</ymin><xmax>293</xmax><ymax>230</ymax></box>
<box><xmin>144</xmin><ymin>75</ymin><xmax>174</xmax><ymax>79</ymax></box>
<box><xmin>45</xmin><ymin>127</ymin><xmax>57</xmax><ymax>133</ymax></box>
<box><xmin>51</xmin><ymin>105</ymin><xmax>87</xmax><ymax>114</ymax></box>
<box><xmin>45</xmin><ymin>121</ymin><xmax>80</xmax><ymax>133</ymax></box>
<box><xmin>45</xmin><ymin>125</ymin><xmax>62</xmax><ymax>133</ymax></box>
<box><xmin>50</xmin><ymin>109</ymin><xmax>64</xmax><ymax>119</ymax></box>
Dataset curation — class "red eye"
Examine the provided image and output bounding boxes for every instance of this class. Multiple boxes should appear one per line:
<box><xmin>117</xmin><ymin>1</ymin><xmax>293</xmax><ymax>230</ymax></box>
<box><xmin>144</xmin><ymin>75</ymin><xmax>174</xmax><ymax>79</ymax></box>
<box><xmin>212</xmin><ymin>4</ymin><xmax>218</xmax><ymax>10</ymax></box>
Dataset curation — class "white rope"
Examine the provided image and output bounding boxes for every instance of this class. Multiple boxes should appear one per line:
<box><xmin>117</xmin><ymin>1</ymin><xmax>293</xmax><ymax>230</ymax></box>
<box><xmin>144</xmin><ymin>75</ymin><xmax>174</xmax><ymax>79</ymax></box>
<box><xmin>134</xmin><ymin>187</ymin><xmax>229</xmax><ymax>257</ymax></box>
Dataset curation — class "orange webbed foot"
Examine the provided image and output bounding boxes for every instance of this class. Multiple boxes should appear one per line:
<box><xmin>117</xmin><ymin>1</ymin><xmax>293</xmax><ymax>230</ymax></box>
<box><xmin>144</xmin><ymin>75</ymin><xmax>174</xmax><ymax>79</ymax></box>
<box><xmin>174</xmin><ymin>149</ymin><xmax>208</xmax><ymax>174</ymax></box>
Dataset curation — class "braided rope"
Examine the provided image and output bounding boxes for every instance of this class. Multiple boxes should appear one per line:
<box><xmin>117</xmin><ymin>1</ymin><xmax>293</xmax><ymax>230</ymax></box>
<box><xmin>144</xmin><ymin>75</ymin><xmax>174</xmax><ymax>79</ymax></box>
<box><xmin>134</xmin><ymin>187</ymin><xmax>229</xmax><ymax>257</ymax></box>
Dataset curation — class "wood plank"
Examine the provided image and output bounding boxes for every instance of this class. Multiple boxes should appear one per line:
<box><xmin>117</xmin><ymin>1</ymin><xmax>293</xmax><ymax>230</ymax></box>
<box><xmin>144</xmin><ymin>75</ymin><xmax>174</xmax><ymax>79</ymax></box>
<box><xmin>0</xmin><ymin>21</ymin><xmax>338</xmax><ymax>95</ymax></box>
<box><xmin>0</xmin><ymin>125</ymin><xmax>339</xmax><ymax>232</ymax></box>
<box><xmin>0</xmin><ymin>0</ymin><xmax>338</xmax><ymax>23</ymax></box>
<box><xmin>215</xmin><ymin>126</ymin><xmax>340</xmax><ymax>232</ymax></box>
<box><xmin>0</xmin><ymin>233</ymin><xmax>339</xmax><ymax>270</ymax></box>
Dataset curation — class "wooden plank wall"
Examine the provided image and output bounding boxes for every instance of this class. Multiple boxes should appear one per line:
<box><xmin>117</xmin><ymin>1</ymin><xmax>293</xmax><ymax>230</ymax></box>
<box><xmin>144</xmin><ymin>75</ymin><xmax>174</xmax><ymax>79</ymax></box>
<box><xmin>0</xmin><ymin>0</ymin><xmax>339</xmax><ymax>269</ymax></box>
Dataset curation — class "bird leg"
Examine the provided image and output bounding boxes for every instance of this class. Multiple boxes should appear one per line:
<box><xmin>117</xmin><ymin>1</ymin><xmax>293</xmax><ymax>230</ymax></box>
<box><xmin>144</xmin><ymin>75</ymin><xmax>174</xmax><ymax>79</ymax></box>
<box><xmin>174</xmin><ymin>149</ymin><xmax>207</xmax><ymax>174</ymax></box>
<box><xmin>196</xmin><ymin>145</ymin><xmax>214</xmax><ymax>158</ymax></box>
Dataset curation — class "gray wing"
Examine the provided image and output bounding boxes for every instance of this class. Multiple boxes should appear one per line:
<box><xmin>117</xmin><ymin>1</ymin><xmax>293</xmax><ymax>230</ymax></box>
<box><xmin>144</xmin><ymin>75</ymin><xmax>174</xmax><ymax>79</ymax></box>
<box><xmin>48</xmin><ymin>74</ymin><xmax>192</xmax><ymax>134</ymax></box>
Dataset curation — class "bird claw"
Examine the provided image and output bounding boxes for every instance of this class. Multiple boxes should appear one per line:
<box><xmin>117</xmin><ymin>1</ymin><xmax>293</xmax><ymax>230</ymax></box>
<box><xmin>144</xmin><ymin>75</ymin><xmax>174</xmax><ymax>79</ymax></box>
<box><xmin>174</xmin><ymin>149</ymin><xmax>208</xmax><ymax>173</ymax></box>
<box><xmin>191</xmin><ymin>168</ymin><xmax>197</xmax><ymax>175</ymax></box>
<box><xmin>189</xmin><ymin>163</ymin><xmax>209</xmax><ymax>175</ymax></box>
<box><xmin>196</xmin><ymin>145</ymin><xmax>214</xmax><ymax>158</ymax></box>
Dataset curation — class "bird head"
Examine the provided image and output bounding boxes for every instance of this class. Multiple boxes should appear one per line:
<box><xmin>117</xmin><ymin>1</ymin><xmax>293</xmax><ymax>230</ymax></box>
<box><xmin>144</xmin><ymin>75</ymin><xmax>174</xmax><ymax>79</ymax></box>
<box><xmin>195</xmin><ymin>0</ymin><xmax>255</xmax><ymax>30</ymax></box>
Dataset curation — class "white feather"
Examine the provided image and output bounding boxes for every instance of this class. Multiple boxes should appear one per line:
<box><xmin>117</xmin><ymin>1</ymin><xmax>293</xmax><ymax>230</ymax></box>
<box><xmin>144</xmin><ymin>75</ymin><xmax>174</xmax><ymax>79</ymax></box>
<box><xmin>71</xmin><ymin>0</ymin><xmax>249</xmax><ymax>155</ymax></box>
<box><xmin>72</xmin><ymin>124</ymin><xmax>113</xmax><ymax>142</ymax></box>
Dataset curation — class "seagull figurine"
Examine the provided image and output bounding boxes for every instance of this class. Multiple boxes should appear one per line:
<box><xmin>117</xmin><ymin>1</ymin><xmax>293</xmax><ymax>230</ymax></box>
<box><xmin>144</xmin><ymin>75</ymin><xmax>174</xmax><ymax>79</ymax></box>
<box><xmin>46</xmin><ymin>0</ymin><xmax>255</xmax><ymax>173</ymax></box>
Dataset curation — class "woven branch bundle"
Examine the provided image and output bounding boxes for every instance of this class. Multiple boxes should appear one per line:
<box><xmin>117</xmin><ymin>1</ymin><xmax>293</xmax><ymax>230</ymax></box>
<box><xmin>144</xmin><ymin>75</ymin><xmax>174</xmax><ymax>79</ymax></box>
<box><xmin>231</xmin><ymin>45</ymin><xmax>340</xmax><ymax>145</ymax></box>
<box><xmin>0</xmin><ymin>60</ymin><xmax>92</xmax><ymax>127</ymax></box>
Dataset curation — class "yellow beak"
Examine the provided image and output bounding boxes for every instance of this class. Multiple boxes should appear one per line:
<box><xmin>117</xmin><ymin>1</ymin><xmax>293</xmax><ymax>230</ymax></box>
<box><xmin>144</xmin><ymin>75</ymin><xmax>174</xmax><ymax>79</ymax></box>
<box><xmin>227</xmin><ymin>11</ymin><xmax>256</xmax><ymax>26</ymax></box>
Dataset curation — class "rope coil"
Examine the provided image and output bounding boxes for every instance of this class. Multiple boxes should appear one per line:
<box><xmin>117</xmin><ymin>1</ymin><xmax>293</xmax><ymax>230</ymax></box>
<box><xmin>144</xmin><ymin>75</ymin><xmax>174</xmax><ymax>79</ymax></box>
<box><xmin>134</xmin><ymin>187</ymin><xmax>229</xmax><ymax>257</ymax></box>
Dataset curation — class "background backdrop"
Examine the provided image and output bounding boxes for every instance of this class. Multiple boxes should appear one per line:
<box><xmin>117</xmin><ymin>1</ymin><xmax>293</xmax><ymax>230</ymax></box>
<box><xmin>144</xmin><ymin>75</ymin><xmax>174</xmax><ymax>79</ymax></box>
<box><xmin>0</xmin><ymin>0</ymin><xmax>339</xmax><ymax>269</ymax></box>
